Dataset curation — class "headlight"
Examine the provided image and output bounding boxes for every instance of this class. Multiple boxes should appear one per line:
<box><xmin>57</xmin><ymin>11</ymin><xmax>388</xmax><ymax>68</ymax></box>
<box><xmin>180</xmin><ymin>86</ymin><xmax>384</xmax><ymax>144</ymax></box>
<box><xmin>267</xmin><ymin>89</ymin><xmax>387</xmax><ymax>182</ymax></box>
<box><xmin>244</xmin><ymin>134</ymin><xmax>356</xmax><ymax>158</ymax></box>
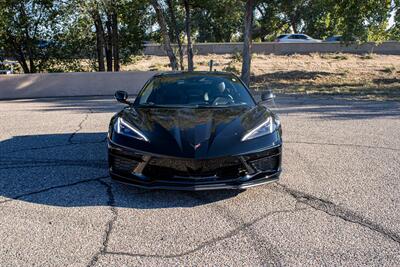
<box><xmin>115</xmin><ymin>117</ymin><xmax>149</xmax><ymax>142</ymax></box>
<box><xmin>241</xmin><ymin>116</ymin><xmax>279</xmax><ymax>141</ymax></box>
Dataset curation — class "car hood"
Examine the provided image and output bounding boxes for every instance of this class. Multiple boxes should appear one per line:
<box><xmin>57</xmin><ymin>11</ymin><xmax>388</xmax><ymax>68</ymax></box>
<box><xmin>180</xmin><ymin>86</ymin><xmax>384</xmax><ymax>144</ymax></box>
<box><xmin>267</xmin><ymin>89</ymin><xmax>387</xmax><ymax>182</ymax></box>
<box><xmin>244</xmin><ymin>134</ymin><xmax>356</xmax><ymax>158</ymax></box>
<box><xmin>113</xmin><ymin>105</ymin><xmax>280</xmax><ymax>159</ymax></box>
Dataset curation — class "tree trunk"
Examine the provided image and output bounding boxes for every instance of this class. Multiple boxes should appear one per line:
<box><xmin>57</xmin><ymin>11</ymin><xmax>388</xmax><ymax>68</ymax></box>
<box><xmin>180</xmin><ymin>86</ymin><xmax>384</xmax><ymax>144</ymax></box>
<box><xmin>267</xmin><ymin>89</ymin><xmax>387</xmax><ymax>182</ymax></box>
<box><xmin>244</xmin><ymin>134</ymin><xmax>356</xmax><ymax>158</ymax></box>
<box><xmin>21</xmin><ymin>5</ymin><xmax>36</xmax><ymax>73</ymax></box>
<box><xmin>93</xmin><ymin>12</ymin><xmax>105</xmax><ymax>72</ymax></box>
<box><xmin>25</xmin><ymin>34</ymin><xmax>36</xmax><ymax>73</ymax></box>
<box><xmin>151</xmin><ymin>0</ymin><xmax>178</xmax><ymax>70</ymax></box>
<box><xmin>16</xmin><ymin>47</ymin><xmax>30</xmax><ymax>73</ymax></box>
<box><xmin>241</xmin><ymin>0</ymin><xmax>254</xmax><ymax>86</ymax></box>
<box><xmin>8</xmin><ymin>32</ymin><xmax>30</xmax><ymax>73</ymax></box>
<box><xmin>28</xmin><ymin>52</ymin><xmax>36</xmax><ymax>73</ymax></box>
<box><xmin>18</xmin><ymin>60</ymin><xmax>30</xmax><ymax>73</ymax></box>
<box><xmin>166</xmin><ymin>0</ymin><xmax>184</xmax><ymax>70</ymax></box>
<box><xmin>291</xmin><ymin>20</ymin><xmax>297</xmax><ymax>33</ymax></box>
<box><xmin>290</xmin><ymin>11</ymin><xmax>299</xmax><ymax>33</ymax></box>
<box><xmin>105</xmin><ymin>17</ymin><xmax>113</xmax><ymax>72</ymax></box>
<box><xmin>15</xmin><ymin>4</ymin><xmax>32</xmax><ymax>73</ymax></box>
<box><xmin>111</xmin><ymin>12</ymin><xmax>120</xmax><ymax>71</ymax></box>
<box><xmin>183</xmin><ymin>0</ymin><xmax>193</xmax><ymax>71</ymax></box>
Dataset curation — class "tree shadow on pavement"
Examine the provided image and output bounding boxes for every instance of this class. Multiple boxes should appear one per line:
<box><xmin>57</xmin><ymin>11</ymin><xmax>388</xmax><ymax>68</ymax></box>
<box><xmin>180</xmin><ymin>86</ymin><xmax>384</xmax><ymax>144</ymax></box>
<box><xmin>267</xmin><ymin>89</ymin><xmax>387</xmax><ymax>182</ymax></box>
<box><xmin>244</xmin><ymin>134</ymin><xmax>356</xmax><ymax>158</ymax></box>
<box><xmin>0</xmin><ymin>132</ymin><xmax>241</xmax><ymax>209</ymax></box>
<box><xmin>5</xmin><ymin>95</ymin><xmax>126</xmax><ymax>113</ymax></box>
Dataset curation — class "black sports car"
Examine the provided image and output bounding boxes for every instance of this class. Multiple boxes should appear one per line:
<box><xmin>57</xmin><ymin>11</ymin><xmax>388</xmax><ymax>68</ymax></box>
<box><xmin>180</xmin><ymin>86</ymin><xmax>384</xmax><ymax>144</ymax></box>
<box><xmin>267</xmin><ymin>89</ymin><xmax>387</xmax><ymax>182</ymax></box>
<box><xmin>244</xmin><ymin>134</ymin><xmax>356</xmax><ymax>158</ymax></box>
<box><xmin>108</xmin><ymin>72</ymin><xmax>282</xmax><ymax>190</ymax></box>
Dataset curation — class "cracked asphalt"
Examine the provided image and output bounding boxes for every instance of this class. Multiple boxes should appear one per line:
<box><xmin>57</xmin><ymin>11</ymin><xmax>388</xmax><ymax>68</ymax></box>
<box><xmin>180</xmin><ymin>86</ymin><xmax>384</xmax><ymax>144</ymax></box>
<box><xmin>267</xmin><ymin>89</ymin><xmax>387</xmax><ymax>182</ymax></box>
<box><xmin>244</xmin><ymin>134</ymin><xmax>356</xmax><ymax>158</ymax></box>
<box><xmin>0</xmin><ymin>95</ymin><xmax>399</xmax><ymax>266</ymax></box>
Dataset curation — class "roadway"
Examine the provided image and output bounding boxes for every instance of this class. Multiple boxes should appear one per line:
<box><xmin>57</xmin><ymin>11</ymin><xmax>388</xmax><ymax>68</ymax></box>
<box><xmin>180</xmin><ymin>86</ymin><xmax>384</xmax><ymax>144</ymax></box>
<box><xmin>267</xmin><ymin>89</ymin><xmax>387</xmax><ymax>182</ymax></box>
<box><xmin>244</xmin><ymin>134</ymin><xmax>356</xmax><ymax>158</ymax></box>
<box><xmin>0</xmin><ymin>95</ymin><xmax>399</xmax><ymax>266</ymax></box>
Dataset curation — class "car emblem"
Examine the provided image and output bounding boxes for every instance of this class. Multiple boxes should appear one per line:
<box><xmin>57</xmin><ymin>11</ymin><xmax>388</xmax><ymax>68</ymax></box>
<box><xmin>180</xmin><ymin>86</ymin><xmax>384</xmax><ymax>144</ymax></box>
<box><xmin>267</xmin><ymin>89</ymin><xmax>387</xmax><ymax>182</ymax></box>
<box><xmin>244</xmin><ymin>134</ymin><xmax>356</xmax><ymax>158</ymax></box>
<box><xmin>190</xmin><ymin>143</ymin><xmax>201</xmax><ymax>150</ymax></box>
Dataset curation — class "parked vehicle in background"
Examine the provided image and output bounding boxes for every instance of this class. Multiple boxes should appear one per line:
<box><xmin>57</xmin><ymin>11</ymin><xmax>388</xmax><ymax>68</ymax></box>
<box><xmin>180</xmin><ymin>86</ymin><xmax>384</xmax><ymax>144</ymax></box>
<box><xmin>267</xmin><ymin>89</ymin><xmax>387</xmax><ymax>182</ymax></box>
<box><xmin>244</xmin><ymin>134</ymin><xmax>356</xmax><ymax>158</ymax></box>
<box><xmin>324</xmin><ymin>35</ymin><xmax>359</xmax><ymax>42</ymax></box>
<box><xmin>0</xmin><ymin>70</ymin><xmax>12</xmax><ymax>75</ymax></box>
<box><xmin>325</xmin><ymin>35</ymin><xmax>343</xmax><ymax>42</ymax></box>
<box><xmin>275</xmin><ymin>34</ymin><xmax>321</xmax><ymax>43</ymax></box>
<box><xmin>0</xmin><ymin>61</ymin><xmax>15</xmax><ymax>75</ymax></box>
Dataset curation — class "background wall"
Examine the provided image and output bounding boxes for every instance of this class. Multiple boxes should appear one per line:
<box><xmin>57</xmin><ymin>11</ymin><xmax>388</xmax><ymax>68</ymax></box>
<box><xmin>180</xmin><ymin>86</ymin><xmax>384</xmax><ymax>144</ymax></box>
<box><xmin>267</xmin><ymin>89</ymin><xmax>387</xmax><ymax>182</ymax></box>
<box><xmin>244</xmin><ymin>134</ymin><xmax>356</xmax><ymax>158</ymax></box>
<box><xmin>144</xmin><ymin>41</ymin><xmax>400</xmax><ymax>56</ymax></box>
<box><xmin>0</xmin><ymin>71</ymin><xmax>156</xmax><ymax>100</ymax></box>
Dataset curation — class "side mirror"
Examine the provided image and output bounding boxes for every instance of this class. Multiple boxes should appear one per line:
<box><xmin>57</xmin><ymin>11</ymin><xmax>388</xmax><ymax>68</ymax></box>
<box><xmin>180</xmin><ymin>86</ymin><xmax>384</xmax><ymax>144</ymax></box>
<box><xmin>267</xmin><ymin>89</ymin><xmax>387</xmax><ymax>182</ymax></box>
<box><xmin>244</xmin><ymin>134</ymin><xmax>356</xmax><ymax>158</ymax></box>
<box><xmin>260</xmin><ymin>91</ymin><xmax>275</xmax><ymax>103</ymax></box>
<box><xmin>115</xmin><ymin>90</ymin><xmax>130</xmax><ymax>104</ymax></box>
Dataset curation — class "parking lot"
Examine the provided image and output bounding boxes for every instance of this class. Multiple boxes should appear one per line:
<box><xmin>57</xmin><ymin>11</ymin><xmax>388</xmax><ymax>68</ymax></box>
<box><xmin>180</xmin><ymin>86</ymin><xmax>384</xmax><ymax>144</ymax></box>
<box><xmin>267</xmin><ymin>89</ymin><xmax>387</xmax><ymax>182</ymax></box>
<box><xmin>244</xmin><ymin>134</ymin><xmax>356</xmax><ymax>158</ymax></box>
<box><xmin>0</xmin><ymin>95</ymin><xmax>399</xmax><ymax>266</ymax></box>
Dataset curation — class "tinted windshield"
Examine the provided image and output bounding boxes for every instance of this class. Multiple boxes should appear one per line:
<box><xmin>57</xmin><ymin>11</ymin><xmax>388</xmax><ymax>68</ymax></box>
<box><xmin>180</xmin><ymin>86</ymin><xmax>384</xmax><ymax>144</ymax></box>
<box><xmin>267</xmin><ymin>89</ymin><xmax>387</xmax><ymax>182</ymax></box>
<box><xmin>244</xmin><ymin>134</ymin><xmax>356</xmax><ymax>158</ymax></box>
<box><xmin>134</xmin><ymin>73</ymin><xmax>256</xmax><ymax>108</ymax></box>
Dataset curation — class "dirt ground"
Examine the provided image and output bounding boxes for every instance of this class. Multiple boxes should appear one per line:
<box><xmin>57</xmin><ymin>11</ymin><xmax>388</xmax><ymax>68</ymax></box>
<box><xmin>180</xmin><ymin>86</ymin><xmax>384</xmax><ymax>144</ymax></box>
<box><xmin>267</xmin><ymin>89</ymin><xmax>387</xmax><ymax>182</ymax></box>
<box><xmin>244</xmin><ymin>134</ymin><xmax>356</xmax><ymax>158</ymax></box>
<box><xmin>122</xmin><ymin>53</ymin><xmax>400</xmax><ymax>101</ymax></box>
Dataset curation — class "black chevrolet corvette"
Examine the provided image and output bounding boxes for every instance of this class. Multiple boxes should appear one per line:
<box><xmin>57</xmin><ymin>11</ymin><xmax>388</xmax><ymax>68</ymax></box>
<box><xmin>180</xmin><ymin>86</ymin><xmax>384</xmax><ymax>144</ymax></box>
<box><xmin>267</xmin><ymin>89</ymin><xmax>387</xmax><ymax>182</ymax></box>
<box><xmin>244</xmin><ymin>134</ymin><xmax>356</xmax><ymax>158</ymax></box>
<box><xmin>107</xmin><ymin>72</ymin><xmax>282</xmax><ymax>190</ymax></box>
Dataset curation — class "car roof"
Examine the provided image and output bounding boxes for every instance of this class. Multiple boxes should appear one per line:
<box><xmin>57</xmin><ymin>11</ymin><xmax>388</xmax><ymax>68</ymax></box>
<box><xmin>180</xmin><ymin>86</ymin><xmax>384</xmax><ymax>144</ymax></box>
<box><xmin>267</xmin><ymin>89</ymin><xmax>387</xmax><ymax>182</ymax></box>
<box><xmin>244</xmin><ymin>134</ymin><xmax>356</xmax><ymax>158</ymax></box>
<box><xmin>281</xmin><ymin>33</ymin><xmax>311</xmax><ymax>38</ymax></box>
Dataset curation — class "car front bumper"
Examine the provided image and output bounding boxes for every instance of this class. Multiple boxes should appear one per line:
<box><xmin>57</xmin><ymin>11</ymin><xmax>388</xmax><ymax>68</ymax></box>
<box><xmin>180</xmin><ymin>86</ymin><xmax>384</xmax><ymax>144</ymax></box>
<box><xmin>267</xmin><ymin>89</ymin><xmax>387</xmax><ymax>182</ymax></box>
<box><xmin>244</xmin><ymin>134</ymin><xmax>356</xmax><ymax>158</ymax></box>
<box><xmin>108</xmin><ymin>139</ymin><xmax>282</xmax><ymax>191</ymax></box>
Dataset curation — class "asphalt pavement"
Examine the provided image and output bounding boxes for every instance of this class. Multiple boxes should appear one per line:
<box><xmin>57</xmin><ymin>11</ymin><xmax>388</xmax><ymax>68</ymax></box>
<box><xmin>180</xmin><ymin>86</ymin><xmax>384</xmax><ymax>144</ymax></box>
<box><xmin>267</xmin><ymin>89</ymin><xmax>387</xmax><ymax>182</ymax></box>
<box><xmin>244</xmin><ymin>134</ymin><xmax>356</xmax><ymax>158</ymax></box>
<box><xmin>0</xmin><ymin>95</ymin><xmax>399</xmax><ymax>266</ymax></box>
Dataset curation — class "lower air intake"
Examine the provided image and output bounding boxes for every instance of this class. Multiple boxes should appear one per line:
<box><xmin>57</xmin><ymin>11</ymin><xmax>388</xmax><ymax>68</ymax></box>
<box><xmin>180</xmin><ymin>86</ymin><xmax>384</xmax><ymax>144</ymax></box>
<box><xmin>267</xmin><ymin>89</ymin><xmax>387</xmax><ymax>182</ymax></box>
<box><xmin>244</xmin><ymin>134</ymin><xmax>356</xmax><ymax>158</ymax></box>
<box><xmin>112</xmin><ymin>156</ymin><xmax>140</xmax><ymax>173</ymax></box>
<box><xmin>250</xmin><ymin>156</ymin><xmax>279</xmax><ymax>172</ymax></box>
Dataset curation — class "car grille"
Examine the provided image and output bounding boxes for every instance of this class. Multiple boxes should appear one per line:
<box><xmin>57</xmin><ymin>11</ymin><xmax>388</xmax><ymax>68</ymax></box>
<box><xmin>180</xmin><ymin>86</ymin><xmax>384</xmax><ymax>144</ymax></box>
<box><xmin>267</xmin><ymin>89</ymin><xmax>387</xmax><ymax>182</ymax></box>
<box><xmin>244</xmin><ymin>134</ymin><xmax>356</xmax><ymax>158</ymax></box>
<box><xmin>142</xmin><ymin>157</ymin><xmax>246</xmax><ymax>179</ymax></box>
<box><xmin>109</xmin><ymin>145</ymin><xmax>281</xmax><ymax>185</ymax></box>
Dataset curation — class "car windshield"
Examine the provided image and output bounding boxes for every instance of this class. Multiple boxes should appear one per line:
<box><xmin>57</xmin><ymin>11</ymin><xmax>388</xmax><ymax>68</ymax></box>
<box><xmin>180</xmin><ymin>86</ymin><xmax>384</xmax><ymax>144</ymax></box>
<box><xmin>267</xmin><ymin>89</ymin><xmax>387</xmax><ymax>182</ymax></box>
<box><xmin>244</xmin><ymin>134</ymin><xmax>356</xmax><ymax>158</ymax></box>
<box><xmin>134</xmin><ymin>73</ymin><xmax>256</xmax><ymax>108</ymax></box>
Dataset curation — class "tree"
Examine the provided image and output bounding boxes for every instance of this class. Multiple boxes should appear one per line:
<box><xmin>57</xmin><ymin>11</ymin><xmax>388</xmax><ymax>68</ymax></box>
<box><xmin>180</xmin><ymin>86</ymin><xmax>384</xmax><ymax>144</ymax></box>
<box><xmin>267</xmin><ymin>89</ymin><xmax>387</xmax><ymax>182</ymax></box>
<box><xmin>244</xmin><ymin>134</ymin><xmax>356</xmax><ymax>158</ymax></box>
<box><xmin>191</xmin><ymin>0</ymin><xmax>244</xmax><ymax>42</ymax></box>
<box><xmin>118</xmin><ymin>0</ymin><xmax>148</xmax><ymax>63</ymax></box>
<box><xmin>0</xmin><ymin>0</ymin><xmax>58</xmax><ymax>73</ymax></box>
<box><xmin>253</xmin><ymin>0</ymin><xmax>290</xmax><ymax>41</ymax></box>
<box><xmin>84</xmin><ymin>0</ymin><xmax>118</xmax><ymax>71</ymax></box>
<box><xmin>73</xmin><ymin>0</ymin><xmax>146</xmax><ymax>72</ymax></box>
<box><xmin>110</xmin><ymin>0</ymin><xmax>120</xmax><ymax>71</ymax></box>
<box><xmin>390</xmin><ymin>0</ymin><xmax>400</xmax><ymax>40</ymax></box>
<box><xmin>338</xmin><ymin>0</ymin><xmax>392</xmax><ymax>42</ymax></box>
<box><xmin>302</xmin><ymin>0</ymin><xmax>392</xmax><ymax>42</ymax></box>
<box><xmin>241</xmin><ymin>0</ymin><xmax>254</xmax><ymax>86</ymax></box>
<box><xmin>151</xmin><ymin>0</ymin><xmax>178</xmax><ymax>70</ymax></box>
<box><xmin>279</xmin><ymin>0</ymin><xmax>308</xmax><ymax>33</ymax></box>
<box><xmin>90</xmin><ymin>4</ymin><xmax>106</xmax><ymax>71</ymax></box>
<box><xmin>166</xmin><ymin>0</ymin><xmax>184</xmax><ymax>70</ymax></box>
<box><xmin>183</xmin><ymin>0</ymin><xmax>194</xmax><ymax>71</ymax></box>
<box><xmin>254</xmin><ymin>0</ymin><xmax>393</xmax><ymax>42</ymax></box>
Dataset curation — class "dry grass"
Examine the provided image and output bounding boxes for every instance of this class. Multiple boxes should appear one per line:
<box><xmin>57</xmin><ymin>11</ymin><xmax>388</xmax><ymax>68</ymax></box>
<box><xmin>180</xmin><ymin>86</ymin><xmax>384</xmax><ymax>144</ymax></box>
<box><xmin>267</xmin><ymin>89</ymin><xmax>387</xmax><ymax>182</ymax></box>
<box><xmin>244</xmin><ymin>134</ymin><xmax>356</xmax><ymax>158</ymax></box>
<box><xmin>122</xmin><ymin>53</ymin><xmax>400</xmax><ymax>101</ymax></box>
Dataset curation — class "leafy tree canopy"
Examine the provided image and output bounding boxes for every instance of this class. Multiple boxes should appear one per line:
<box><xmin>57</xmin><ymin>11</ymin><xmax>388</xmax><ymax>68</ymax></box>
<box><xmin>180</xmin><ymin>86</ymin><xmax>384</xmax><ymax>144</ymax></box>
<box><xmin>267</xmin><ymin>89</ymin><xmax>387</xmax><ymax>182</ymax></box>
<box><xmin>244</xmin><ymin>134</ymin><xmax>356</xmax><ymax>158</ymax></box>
<box><xmin>0</xmin><ymin>0</ymin><xmax>398</xmax><ymax>73</ymax></box>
